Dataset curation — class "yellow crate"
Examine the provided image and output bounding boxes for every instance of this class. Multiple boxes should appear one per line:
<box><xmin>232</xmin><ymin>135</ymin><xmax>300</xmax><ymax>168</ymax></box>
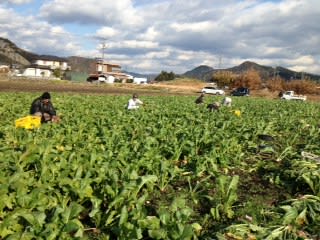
<box><xmin>234</xmin><ymin>110</ymin><xmax>241</xmax><ymax>117</ymax></box>
<box><xmin>15</xmin><ymin>116</ymin><xmax>41</xmax><ymax>129</ymax></box>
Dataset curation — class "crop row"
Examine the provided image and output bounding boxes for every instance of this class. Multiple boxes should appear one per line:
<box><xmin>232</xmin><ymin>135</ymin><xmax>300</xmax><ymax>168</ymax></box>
<box><xmin>0</xmin><ymin>93</ymin><xmax>320</xmax><ymax>239</ymax></box>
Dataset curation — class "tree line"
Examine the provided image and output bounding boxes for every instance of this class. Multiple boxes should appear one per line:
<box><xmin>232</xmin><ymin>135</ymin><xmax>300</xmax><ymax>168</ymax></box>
<box><xmin>155</xmin><ymin>69</ymin><xmax>319</xmax><ymax>94</ymax></box>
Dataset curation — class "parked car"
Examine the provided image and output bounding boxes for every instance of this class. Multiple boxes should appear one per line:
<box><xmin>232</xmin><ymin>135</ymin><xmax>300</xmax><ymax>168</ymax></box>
<box><xmin>280</xmin><ymin>91</ymin><xmax>306</xmax><ymax>101</ymax></box>
<box><xmin>231</xmin><ymin>87</ymin><xmax>250</xmax><ymax>96</ymax></box>
<box><xmin>201</xmin><ymin>86</ymin><xmax>225</xmax><ymax>95</ymax></box>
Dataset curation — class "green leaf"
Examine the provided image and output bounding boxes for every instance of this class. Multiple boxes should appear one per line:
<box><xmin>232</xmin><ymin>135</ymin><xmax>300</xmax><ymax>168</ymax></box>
<box><xmin>89</xmin><ymin>197</ymin><xmax>102</xmax><ymax>218</ymax></box>
<box><xmin>138</xmin><ymin>216</ymin><xmax>160</xmax><ymax>230</ymax></box>
<box><xmin>61</xmin><ymin>202</ymin><xmax>84</xmax><ymax>223</ymax></box>
<box><xmin>148</xmin><ymin>229</ymin><xmax>167</xmax><ymax>239</ymax></box>
<box><xmin>63</xmin><ymin>219</ymin><xmax>84</xmax><ymax>235</ymax></box>
<box><xmin>119</xmin><ymin>205</ymin><xmax>128</xmax><ymax>226</ymax></box>
<box><xmin>281</xmin><ymin>206</ymin><xmax>298</xmax><ymax>225</ymax></box>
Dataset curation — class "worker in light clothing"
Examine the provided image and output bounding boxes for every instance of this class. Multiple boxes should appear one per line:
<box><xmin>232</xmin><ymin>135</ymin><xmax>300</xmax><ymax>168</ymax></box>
<box><xmin>127</xmin><ymin>93</ymin><xmax>143</xmax><ymax>110</ymax></box>
<box><xmin>222</xmin><ymin>97</ymin><xmax>232</xmax><ymax>107</ymax></box>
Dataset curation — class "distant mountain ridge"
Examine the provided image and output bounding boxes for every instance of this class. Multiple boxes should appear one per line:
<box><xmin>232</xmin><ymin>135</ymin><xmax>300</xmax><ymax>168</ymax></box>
<box><xmin>182</xmin><ymin>61</ymin><xmax>320</xmax><ymax>82</ymax></box>
<box><xmin>1</xmin><ymin>37</ymin><xmax>319</xmax><ymax>82</ymax></box>
<box><xmin>183</xmin><ymin>65</ymin><xmax>214</xmax><ymax>80</ymax></box>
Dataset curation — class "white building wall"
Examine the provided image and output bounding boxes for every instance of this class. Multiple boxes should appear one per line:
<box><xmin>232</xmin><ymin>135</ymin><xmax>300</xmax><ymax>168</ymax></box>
<box><xmin>133</xmin><ymin>77</ymin><xmax>147</xmax><ymax>84</ymax></box>
<box><xmin>23</xmin><ymin>68</ymin><xmax>52</xmax><ymax>77</ymax></box>
<box><xmin>34</xmin><ymin>59</ymin><xmax>68</xmax><ymax>70</ymax></box>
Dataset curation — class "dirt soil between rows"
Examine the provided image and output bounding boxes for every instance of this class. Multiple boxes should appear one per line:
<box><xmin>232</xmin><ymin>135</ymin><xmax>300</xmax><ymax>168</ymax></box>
<box><xmin>0</xmin><ymin>79</ymin><xmax>202</xmax><ymax>96</ymax></box>
<box><xmin>0</xmin><ymin>78</ymin><xmax>319</xmax><ymax>101</ymax></box>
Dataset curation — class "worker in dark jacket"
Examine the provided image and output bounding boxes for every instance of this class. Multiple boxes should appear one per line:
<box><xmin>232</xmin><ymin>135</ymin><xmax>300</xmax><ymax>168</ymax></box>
<box><xmin>195</xmin><ymin>93</ymin><xmax>205</xmax><ymax>104</ymax></box>
<box><xmin>30</xmin><ymin>92</ymin><xmax>59</xmax><ymax>123</ymax></box>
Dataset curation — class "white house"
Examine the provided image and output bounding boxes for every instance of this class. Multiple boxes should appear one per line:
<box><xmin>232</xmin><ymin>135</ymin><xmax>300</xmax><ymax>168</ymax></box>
<box><xmin>32</xmin><ymin>57</ymin><xmax>69</xmax><ymax>71</ymax></box>
<box><xmin>21</xmin><ymin>56</ymin><xmax>70</xmax><ymax>78</ymax></box>
<box><xmin>22</xmin><ymin>65</ymin><xmax>52</xmax><ymax>78</ymax></box>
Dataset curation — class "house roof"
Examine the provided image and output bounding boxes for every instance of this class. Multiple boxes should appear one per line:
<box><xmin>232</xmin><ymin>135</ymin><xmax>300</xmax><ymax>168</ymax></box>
<box><xmin>27</xmin><ymin>64</ymin><xmax>52</xmax><ymax>70</ymax></box>
<box><xmin>30</xmin><ymin>55</ymin><xmax>68</xmax><ymax>62</ymax></box>
<box><xmin>97</xmin><ymin>63</ymin><xmax>121</xmax><ymax>68</ymax></box>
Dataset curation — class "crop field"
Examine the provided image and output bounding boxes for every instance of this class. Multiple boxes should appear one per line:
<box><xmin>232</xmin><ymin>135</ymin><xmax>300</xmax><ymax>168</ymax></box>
<box><xmin>1</xmin><ymin>92</ymin><xmax>320</xmax><ymax>239</ymax></box>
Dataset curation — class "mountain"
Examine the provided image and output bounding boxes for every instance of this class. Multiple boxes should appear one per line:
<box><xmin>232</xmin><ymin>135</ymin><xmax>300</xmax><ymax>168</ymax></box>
<box><xmin>183</xmin><ymin>61</ymin><xmax>320</xmax><ymax>82</ymax></box>
<box><xmin>0</xmin><ymin>37</ymin><xmax>68</xmax><ymax>66</ymax></box>
<box><xmin>226</xmin><ymin>61</ymin><xmax>273</xmax><ymax>79</ymax></box>
<box><xmin>0</xmin><ymin>37</ymin><xmax>32</xmax><ymax>66</ymax></box>
<box><xmin>183</xmin><ymin>65</ymin><xmax>214</xmax><ymax>80</ymax></box>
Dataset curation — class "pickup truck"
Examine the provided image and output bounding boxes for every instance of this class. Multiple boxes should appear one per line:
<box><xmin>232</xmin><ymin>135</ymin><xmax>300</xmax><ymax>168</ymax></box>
<box><xmin>280</xmin><ymin>91</ymin><xmax>307</xmax><ymax>101</ymax></box>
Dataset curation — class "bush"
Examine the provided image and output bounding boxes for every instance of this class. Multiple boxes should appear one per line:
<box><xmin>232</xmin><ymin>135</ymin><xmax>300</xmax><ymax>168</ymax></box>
<box><xmin>233</xmin><ymin>69</ymin><xmax>262</xmax><ymax>90</ymax></box>
<box><xmin>155</xmin><ymin>71</ymin><xmax>175</xmax><ymax>81</ymax></box>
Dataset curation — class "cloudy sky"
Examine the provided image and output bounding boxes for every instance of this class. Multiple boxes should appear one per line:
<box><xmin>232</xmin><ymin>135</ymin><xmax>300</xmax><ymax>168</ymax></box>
<box><xmin>0</xmin><ymin>0</ymin><xmax>319</xmax><ymax>74</ymax></box>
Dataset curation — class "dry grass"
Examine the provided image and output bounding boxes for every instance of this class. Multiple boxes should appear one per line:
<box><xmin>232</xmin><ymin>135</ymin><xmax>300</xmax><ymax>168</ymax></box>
<box><xmin>0</xmin><ymin>77</ymin><xmax>319</xmax><ymax>101</ymax></box>
<box><xmin>152</xmin><ymin>78</ymin><xmax>206</xmax><ymax>93</ymax></box>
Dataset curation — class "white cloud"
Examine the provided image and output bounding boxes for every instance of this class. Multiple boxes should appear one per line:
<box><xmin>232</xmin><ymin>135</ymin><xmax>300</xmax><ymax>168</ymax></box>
<box><xmin>96</xmin><ymin>27</ymin><xmax>119</xmax><ymax>39</ymax></box>
<box><xmin>0</xmin><ymin>0</ymin><xmax>320</xmax><ymax>75</ymax></box>
<box><xmin>170</xmin><ymin>21</ymin><xmax>213</xmax><ymax>32</ymax></box>
<box><xmin>2</xmin><ymin>0</ymin><xmax>33</xmax><ymax>4</ymax></box>
<box><xmin>39</xmin><ymin>0</ymin><xmax>143</xmax><ymax>27</ymax></box>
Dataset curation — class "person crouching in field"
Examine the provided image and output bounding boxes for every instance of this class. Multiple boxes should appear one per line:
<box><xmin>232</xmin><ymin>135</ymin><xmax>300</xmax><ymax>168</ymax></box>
<box><xmin>207</xmin><ymin>102</ymin><xmax>220</xmax><ymax>111</ymax></box>
<box><xmin>195</xmin><ymin>93</ymin><xmax>205</xmax><ymax>104</ymax></box>
<box><xmin>127</xmin><ymin>93</ymin><xmax>143</xmax><ymax>110</ymax></box>
<box><xmin>222</xmin><ymin>96</ymin><xmax>232</xmax><ymax>107</ymax></box>
<box><xmin>30</xmin><ymin>92</ymin><xmax>60</xmax><ymax>123</ymax></box>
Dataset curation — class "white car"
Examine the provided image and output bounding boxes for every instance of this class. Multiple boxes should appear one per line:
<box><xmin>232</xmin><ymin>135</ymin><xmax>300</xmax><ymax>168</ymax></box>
<box><xmin>201</xmin><ymin>86</ymin><xmax>225</xmax><ymax>95</ymax></box>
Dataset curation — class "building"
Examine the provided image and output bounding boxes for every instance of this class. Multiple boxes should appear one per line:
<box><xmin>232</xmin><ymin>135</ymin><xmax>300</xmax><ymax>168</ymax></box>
<box><xmin>87</xmin><ymin>59</ymin><xmax>133</xmax><ymax>83</ymax></box>
<box><xmin>20</xmin><ymin>56</ymin><xmax>70</xmax><ymax>78</ymax></box>
<box><xmin>32</xmin><ymin>57</ymin><xmax>69</xmax><ymax>71</ymax></box>
<box><xmin>22</xmin><ymin>65</ymin><xmax>53</xmax><ymax>78</ymax></box>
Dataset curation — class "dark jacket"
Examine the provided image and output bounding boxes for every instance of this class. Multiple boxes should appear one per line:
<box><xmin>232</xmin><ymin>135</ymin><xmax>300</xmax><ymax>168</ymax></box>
<box><xmin>30</xmin><ymin>97</ymin><xmax>56</xmax><ymax>117</ymax></box>
<box><xmin>195</xmin><ymin>95</ymin><xmax>204</xmax><ymax>104</ymax></box>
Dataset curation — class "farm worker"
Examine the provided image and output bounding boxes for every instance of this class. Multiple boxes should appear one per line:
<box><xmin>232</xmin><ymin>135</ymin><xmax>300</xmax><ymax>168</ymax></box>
<box><xmin>127</xmin><ymin>93</ymin><xmax>143</xmax><ymax>110</ymax></box>
<box><xmin>30</xmin><ymin>92</ymin><xmax>60</xmax><ymax>123</ymax></box>
<box><xmin>222</xmin><ymin>96</ymin><xmax>232</xmax><ymax>107</ymax></box>
<box><xmin>195</xmin><ymin>93</ymin><xmax>205</xmax><ymax>104</ymax></box>
<box><xmin>207</xmin><ymin>102</ymin><xmax>220</xmax><ymax>112</ymax></box>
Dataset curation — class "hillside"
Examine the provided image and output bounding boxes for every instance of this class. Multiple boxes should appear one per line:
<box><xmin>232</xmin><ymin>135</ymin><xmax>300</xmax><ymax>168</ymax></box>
<box><xmin>183</xmin><ymin>61</ymin><xmax>320</xmax><ymax>82</ymax></box>
<box><xmin>0</xmin><ymin>37</ymin><xmax>67</xmax><ymax>66</ymax></box>
<box><xmin>0</xmin><ymin>37</ymin><xmax>32</xmax><ymax>66</ymax></box>
<box><xmin>182</xmin><ymin>65</ymin><xmax>214</xmax><ymax>81</ymax></box>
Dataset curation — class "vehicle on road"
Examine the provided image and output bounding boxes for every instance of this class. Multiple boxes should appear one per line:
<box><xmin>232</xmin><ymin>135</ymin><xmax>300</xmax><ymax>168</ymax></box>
<box><xmin>280</xmin><ymin>91</ymin><xmax>306</xmax><ymax>101</ymax></box>
<box><xmin>231</xmin><ymin>87</ymin><xmax>250</xmax><ymax>96</ymax></box>
<box><xmin>87</xmin><ymin>74</ymin><xmax>115</xmax><ymax>83</ymax></box>
<box><xmin>201</xmin><ymin>86</ymin><xmax>225</xmax><ymax>95</ymax></box>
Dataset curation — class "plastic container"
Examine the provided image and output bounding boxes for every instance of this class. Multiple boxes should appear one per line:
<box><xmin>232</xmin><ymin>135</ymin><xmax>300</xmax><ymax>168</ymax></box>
<box><xmin>15</xmin><ymin>116</ymin><xmax>41</xmax><ymax>129</ymax></box>
<box><xmin>234</xmin><ymin>110</ymin><xmax>241</xmax><ymax>117</ymax></box>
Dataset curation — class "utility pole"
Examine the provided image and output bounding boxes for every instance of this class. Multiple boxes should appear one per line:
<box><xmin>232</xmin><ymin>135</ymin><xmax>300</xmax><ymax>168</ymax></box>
<box><xmin>97</xmin><ymin>40</ymin><xmax>107</xmax><ymax>73</ymax></box>
<box><xmin>101</xmin><ymin>41</ymin><xmax>107</xmax><ymax>62</ymax></box>
<box><xmin>273</xmin><ymin>66</ymin><xmax>279</xmax><ymax>80</ymax></box>
<box><xmin>218</xmin><ymin>56</ymin><xmax>222</xmax><ymax>69</ymax></box>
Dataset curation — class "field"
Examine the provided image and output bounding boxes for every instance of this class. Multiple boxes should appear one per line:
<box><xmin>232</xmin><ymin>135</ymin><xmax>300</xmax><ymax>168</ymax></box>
<box><xmin>1</xmin><ymin>79</ymin><xmax>320</xmax><ymax>239</ymax></box>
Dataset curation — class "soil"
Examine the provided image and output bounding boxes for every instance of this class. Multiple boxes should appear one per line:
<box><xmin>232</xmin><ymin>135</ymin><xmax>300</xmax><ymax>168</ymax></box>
<box><xmin>0</xmin><ymin>78</ymin><xmax>202</xmax><ymax>96</ymax></box>
<box><xmin>0</xmin><ymin>77</ymin><xmax>319</xmax><ymax>101</ymax></box>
